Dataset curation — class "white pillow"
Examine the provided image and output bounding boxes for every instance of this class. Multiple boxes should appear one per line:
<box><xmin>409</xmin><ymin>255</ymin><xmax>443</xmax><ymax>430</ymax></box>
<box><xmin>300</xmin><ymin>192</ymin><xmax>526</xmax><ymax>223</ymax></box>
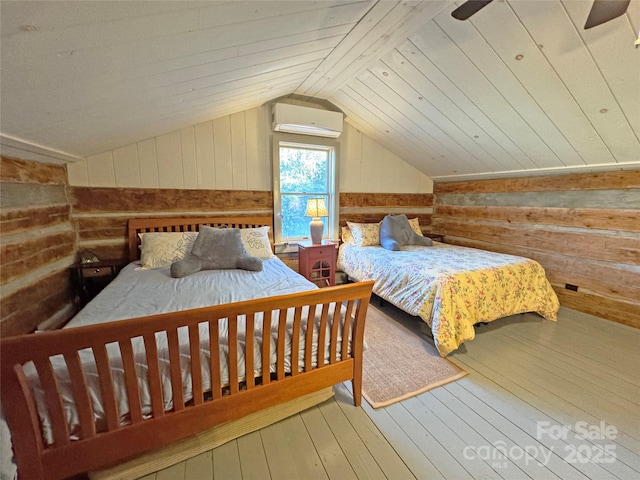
<box><xmin>138</xmin><ymin>232</ymin><xmax>198</xmax><ymax>269</ymax></box>
<box><xmin>346</xmin><ymin>221</ymin><xmax>381</xmax><ymax>246</ymax></box>
<box><xmin>341</xmin><ymin>226</ymin><xmax>355</xmax><ymax>244</ymax></box>
<box><xmin>240</xmin><ymin>226</ymin><xmax>275</xmax><ymax>259</ymax></box>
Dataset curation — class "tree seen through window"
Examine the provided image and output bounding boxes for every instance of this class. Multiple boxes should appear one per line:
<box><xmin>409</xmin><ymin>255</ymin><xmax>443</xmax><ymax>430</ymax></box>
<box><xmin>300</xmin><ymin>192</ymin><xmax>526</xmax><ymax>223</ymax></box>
<box><xmin>279</xmin><ymin>145</ymin><xmax>330</xmax><ymax>241</ymax></box>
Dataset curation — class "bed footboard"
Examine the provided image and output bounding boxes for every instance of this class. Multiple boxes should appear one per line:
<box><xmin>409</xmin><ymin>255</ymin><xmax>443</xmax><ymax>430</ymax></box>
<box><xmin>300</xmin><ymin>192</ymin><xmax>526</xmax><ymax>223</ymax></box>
<box><xmin>1</xmin><ymin>281</ymin><xmax>373</xmax><ymax>480</ymax></box>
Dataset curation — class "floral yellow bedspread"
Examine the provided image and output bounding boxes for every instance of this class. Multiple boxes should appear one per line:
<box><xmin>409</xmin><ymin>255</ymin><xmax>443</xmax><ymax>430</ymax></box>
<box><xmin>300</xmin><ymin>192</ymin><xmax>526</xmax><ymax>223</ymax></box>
<box><xmin>337</xmin><ymin>242</ymin><xmax>559</xmax><ymax>356</ymax></box>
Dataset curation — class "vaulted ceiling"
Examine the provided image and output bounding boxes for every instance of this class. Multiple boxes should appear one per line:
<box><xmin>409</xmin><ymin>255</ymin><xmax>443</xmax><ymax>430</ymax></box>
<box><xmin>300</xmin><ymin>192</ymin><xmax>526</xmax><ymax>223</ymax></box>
<box><xmin>1</xmin><ymin>0</ymin><xmax>639</xmax><ymax>181</ymax></box>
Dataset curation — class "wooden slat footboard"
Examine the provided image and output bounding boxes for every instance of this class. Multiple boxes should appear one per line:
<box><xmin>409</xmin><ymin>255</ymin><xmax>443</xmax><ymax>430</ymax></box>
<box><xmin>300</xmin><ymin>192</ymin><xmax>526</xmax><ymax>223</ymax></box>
<box><xmin>1</xmin><ymin>281</ymin><xmax>373</xmax><ymax>480</ymax></box>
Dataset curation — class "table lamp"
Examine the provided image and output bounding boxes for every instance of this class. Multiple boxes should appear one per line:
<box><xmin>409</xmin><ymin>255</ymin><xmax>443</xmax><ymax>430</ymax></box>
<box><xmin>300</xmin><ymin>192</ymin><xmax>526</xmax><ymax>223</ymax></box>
<box><xmin>305</xmin><ymin>198</ymin><xmax>328</xmax><ymax>244</ymax></box>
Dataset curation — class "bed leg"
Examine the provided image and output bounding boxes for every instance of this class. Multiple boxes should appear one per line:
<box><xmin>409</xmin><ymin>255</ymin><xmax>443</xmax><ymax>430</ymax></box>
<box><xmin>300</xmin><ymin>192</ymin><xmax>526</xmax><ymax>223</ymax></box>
<box><xmin>351</xmin><ymin>355</ymin><xmax>363</xmax><ymax>406</ymax></box>
<box><xmin>351</xmin><ymin>378</ymin><xmax>362</xmax><ymax>406</ymax></box>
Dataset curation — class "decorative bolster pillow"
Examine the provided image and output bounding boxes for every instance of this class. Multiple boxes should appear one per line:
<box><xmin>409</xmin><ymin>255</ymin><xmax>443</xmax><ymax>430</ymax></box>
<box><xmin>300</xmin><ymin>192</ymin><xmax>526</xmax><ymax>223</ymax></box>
<box><xmin>379</xmin><ymin>214</ymin><xmax>432</xmax><ymax>251</ymax></box>
<box><xmin>171</xmin><ymin>226</ymin><xmax>263</xmax><ymax>278</ymax></box>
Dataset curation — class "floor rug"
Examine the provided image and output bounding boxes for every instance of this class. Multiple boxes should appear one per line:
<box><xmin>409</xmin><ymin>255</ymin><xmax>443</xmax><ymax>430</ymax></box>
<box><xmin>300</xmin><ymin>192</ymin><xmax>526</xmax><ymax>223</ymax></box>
<box><xmin>362</xmin><ymin>304</ymin><xmax>467</xmax><ymax>408</ymax></box>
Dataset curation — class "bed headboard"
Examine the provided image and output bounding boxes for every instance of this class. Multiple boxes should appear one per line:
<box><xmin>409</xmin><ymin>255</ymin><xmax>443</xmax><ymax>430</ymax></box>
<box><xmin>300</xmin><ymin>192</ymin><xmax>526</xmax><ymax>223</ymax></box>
<box><xmin>128</xmin><ymin>215</ymin><xmax>274</xmax><ymax>262</ymax></box>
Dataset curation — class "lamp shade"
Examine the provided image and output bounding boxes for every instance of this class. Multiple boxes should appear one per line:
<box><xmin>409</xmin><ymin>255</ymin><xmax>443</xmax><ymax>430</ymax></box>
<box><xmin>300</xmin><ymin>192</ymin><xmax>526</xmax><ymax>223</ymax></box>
<box><xmin>305</xmin><ymin>198</ymin><xmax>328</xmax><ymax>218</ymax></box>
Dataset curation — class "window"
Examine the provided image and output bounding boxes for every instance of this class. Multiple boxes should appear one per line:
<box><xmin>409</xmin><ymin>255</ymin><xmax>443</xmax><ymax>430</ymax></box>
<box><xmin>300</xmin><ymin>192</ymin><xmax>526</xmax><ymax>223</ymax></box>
<box><xmin>273</xmin><ymin>134</ymin><xmax>339</xmax><ymax>246</ymax></box>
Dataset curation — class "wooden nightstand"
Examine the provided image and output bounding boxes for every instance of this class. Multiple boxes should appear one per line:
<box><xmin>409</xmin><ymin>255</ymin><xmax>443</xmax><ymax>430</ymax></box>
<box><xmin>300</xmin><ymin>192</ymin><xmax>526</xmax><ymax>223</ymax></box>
<box><xmin>425</xmin><ymin>233</ymin><xmax>444</xmax><ymax>242</ymax></box>
<box><xmin>73</xmin><ymin>260</ymin><xmax>122</xmax><ymax>306</ymax></box>
<box><xmin>298</xmin><ymin>240</ymin><xmax>338</xmax><ymax>287</ymax></box>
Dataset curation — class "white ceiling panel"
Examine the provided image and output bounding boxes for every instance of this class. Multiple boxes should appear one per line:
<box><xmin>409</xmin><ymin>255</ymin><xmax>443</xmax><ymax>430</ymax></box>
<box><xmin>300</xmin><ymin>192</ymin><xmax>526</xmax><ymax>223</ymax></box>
<box><xmin>2</xmin><ymin>0</ymin><xmax>639</xmax><ymax>180</ymax></box>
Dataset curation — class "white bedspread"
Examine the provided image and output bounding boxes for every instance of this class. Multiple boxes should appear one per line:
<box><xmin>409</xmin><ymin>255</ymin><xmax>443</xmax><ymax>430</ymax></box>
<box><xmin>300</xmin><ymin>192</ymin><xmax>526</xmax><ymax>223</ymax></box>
<box><xmin>70</xmin><ymin>257</ymin><xmax>317</xmax><ymax>327</ymax></box>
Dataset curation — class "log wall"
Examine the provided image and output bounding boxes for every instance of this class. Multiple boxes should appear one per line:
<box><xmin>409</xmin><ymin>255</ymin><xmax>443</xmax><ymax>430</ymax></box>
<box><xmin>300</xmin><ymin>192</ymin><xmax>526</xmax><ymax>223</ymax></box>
<box><xmin>70</xmin><ymin>187</ymin><xmax>274</xmax><ymax>263</ymax></box>
<box><xmin>71</xmin><ymin>188</ymin><xmax>434</xmax><ymax>268</ymax></box>
<box><xmin>339</xmin><ymin>192</ymin><xmax>434</xmax><ymax>231</ymax></box>
<box><xmin>433</xmin><ymin>170</ymin><xmax>640</xmax><ymax>328</ymax></box>
<box><xmin>0</xmin><ymin>157</ymin><xmax>76</xmax><ymax>336</ymax></box>
<box><xmin>3</xmin><ymin>155</ymin><xmax>636</xmax><ymax>333</ymax></box>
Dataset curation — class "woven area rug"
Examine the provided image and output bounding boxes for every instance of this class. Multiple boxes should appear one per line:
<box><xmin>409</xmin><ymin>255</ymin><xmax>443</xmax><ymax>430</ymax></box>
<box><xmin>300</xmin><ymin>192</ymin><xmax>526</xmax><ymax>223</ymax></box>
<box><xmin>362</xmin><ymin>304</ymin><xmax>467</xmax><ymax>408</ymax></box>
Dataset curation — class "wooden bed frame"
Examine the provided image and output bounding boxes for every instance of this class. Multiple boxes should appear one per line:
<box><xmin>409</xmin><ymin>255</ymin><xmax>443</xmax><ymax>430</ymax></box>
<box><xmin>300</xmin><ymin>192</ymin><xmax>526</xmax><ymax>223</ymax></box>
<box><xmin>1</xmin><ymin>216</ymin><xmax>374</xmax><ymax>480</ymax></box>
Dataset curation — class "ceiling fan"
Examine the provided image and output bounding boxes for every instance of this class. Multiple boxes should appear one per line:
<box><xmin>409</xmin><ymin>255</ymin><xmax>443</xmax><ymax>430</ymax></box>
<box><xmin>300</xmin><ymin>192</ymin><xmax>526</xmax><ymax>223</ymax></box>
<box><xmin>451</xmin><ymin>0</ymin><xmax>631</xmax><ymax>29</ymax></box>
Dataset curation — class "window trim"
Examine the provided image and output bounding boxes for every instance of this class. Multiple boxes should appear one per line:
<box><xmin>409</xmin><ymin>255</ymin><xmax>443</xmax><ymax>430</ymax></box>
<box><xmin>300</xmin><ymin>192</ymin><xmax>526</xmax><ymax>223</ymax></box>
<box><xmin>272</xmin><ymin>133</ymin><xmax>340</xmax><ymax>247</ymax></box>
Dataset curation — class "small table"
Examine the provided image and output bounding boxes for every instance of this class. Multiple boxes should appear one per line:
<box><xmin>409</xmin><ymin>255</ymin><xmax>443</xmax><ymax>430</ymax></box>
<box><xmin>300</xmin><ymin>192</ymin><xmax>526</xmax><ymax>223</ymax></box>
<box><xmin>73</xmin><ymin>259</ymin><xmax>122</xmax><ymax>306</ymax></box>
<box><xmin>297</xmin><ymin>240</ymin><xmax>338</xmax><ymax>287</ymax></box>
<box><xmin>425</xmin><ymin>233</ymin><xmax>444</xmax><ymax>242</ymax></box>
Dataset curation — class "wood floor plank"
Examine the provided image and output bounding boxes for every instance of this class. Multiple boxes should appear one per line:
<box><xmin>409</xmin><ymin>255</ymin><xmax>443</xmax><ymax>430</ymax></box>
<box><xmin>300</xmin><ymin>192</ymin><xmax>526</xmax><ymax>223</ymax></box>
<box><xmin>404</xmin><ymin>394</ymin><xmax>511</xmax><ymax>480</ymax></box>
<box><xmin>465</xmin><ymin>325</ymin><xmax>640</xmax><ymax>440</ymax></box>
<box><xmin>502</xmin><ymin>315</ymin><xmax>640</xmax><ymax>373</ymax></box>
<box><xmin>383</xmin><ymin>309</ymin><xmax>598</xmax><ymax>480</ymax></box>
<box><xmin>212</xmin><ymin>440</ymin><xmax>242</xmax><ymax>480</ymax></box>
<box><xmin>430</xmin><ymin>384</ymin><xmax>561</xmax><ymax>479</ymax></box>
<box><xmin>384</xmin><ymin>401</ymin><xmax>476</xmax><ymax>480</ymax></box>
<box><xmin>236</xmin><ymin>431</ymin><xmax>271</xmax><ymax>480</ymax></box>
<box><xmin>135</xmin><ymin>474</ymin><xmax>156</xmax><ymax>480</ymax></box>
<box><xmin>260</xmin><ymin>413</ymin><xmax>328</xmax><ymax>480</ymax></box>
<box><xmin>479</xmin><ymin>324</ymin><xmax>640</xmax><ymax>426</ymax></box>
<box><xmin>491</xmin><ymin>324</ymin><xmax>640</xmax><ymax>405</ymax></box>
<box><xmin>464</xmin><ymin>309</ymin><xmax>640</xmax><ymax>478</ymax></box>
<box><xmin>183</xmin><ymin>451</ymin><xmax>213</xmax><ymax>480</ymax></box>
<box><xmin>355</xmin><ymin>393</ymin><xmax>446</xmax><ymax>480</ymax></box>
<box><xmin>490</xmin><ymin>319</ymin><xmax>640</xmax><ymax>387</ymax></box>
<box><xmin>479</xmin><ymin>313</ymin><xmax>640</xmax><ymax>384</ymax></box>
<box><xmin>332</xmin><ymin>385</ymin><xmax>416</xmax><ymax>480</ymax></box>
<box><xmin>317</xmin><ymin>394</ymin><xmax>389</xmax><ymax>479</ymax></box>
<box><xmin>451</xmin><ymin>356</ymin><xmax>635</xmax><ymax>480</ymax></box>
<box><xmin>457</xmin><ymin>369</ymin><xmax>640</xmax><ymax>480</ymax></box>
<box><xmin>558</xmin><ymin>307</ymin><xmax>640</xmax><ymax>338</ymax></box>
<box><xmin>441</xmin><ymin>381</ymin><xmax>587</xmax><ymax>480</ymax></box>
<box><xmin>154</xmin><ymin>462</ymin><xmax>185</xmax><ymax>480</ymax></box>
<box><xmin>299</xmin><ymin>404</ymin><xmax>359</xmax><ymax>480</ymax></box>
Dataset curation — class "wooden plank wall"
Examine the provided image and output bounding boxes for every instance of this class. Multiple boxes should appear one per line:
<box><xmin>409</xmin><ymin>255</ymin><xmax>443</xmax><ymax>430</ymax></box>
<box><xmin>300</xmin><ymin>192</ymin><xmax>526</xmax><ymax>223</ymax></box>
<box><xmin>0</xmin><ymin>157</ymin><xmax>76</xmax><ymax>336</ymax></box>
<box><xmin>66</xmin><ymin>105</ymin><xmax>434</xmax><ymax>196</ymax></box>
<box><xmin>433</xmin><ymin>170</ymin><xmax>640</xmax><ymax>328</ymax></box>
<box><xmin>339</xmin><ymin>192</ymin><xmax>434</xmax><ymax>230</ymax></box>
<box><xmin>67</xmin><ymin>107</ymin><xmax>271</xmax><ymax>191</ymax></box>
<box><xmin>71</xmin><ymin>187</ymin><xmax>273</xmax><ymax>262</ymax></box>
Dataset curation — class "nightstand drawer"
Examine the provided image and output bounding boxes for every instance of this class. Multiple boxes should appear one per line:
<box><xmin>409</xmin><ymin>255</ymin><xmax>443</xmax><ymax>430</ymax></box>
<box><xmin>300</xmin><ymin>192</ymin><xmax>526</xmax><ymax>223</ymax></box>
<box><xmin>306</xmin><ymin>246</ymin><xmax>334</xmax><ymax>260</ymax></box>
<box><xmin>81</xmin><ymin>266</ymin><xmax>113</xmax><ymax>278</ymax></box>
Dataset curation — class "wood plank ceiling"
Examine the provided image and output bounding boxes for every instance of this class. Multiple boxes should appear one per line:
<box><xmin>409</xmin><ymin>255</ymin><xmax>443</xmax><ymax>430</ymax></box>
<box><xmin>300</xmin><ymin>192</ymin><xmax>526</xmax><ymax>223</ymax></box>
<box><xmin>1</xmin><ymin>0</ymin><xmax>639</xmax><ymax>181</ymax></box>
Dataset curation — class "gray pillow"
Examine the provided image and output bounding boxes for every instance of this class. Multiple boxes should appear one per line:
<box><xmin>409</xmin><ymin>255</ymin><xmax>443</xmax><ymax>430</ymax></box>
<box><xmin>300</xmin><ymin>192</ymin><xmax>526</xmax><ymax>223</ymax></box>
<box><xmin>171</xmin><ymin>226</ymin><xmax>263</xmax><ymax>278</ymax></box>
<box><xmin>379</xmin><ymin>214</ymin><xmax>433</xmax><ymax>251</ymax></box>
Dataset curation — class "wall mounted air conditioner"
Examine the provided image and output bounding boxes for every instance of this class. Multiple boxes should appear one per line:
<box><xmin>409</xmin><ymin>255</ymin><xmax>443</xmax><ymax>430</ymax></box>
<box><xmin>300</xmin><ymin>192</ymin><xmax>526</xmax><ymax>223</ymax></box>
<box><xmin>272</xmin><ymin>103</ymin><xmax>343</xmax><ymax>138</ymax></box>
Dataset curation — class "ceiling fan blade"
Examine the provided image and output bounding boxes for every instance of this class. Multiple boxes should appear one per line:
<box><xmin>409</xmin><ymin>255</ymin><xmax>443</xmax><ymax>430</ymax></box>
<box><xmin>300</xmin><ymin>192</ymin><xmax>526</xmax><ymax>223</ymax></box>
<box><xmin>451</xmin><ymin>0</ymin><xmax>494</xmax><ymax>21</ymax></box>
<box><xmin>584</xmin><ymin>0</ymin><xmax>630</xmax><ymax>29</ymax></box>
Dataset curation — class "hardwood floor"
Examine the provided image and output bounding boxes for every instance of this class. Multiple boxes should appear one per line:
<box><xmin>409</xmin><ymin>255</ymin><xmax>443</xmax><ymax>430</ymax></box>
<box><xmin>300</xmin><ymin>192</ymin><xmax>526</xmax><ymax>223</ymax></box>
<box><xmin>139</xmin><ymin>306</ymin><xmax>640</xmax><ymax>480</ymax></box>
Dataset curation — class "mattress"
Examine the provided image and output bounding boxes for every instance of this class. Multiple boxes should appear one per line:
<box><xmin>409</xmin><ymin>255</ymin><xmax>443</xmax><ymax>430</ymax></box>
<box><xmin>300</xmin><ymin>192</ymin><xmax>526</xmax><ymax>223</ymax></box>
<box><xmin>338</xmin><ymin>241</ymin><xmax>559</xmax><ymax>356</ymax></box>
<box><xmin>68</xmin><ymin>256</ymin><xmax>317</xmax><ymax>328</ymax></box>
